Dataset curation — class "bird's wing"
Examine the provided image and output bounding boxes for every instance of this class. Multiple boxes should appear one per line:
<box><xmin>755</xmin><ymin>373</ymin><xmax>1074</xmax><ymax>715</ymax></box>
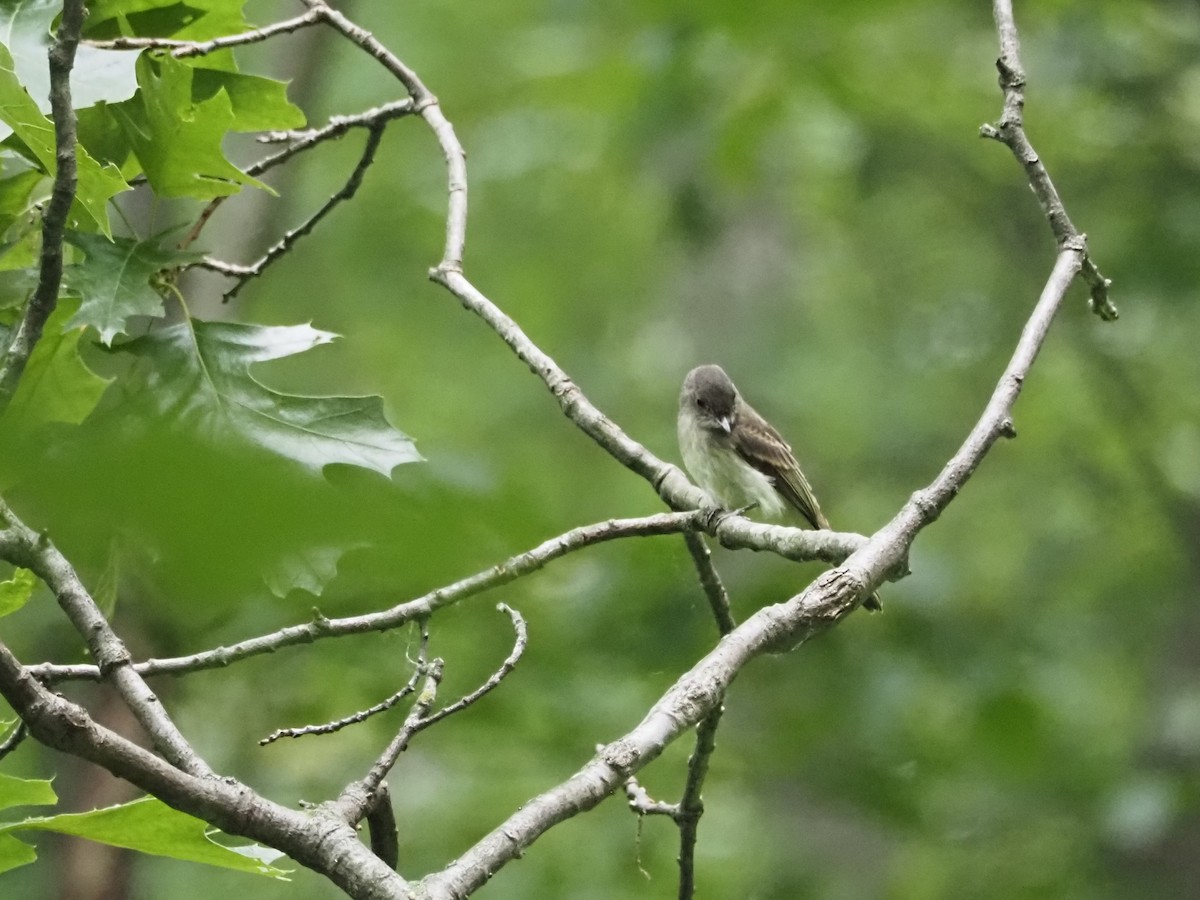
<box><xmin>731</xmin><ymin>409</ymin><xmax>830</xmax><ymax>530</ymax></box>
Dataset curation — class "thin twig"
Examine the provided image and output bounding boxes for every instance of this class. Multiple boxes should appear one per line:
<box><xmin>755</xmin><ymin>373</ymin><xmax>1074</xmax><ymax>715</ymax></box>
<box><xmin>256</xmin><ymin>100</ymin><xmax>416</xmax><ymax>153</ymax></box>
<box><xmin>85</xmin><ymin>9</ymin><xmax>324</xmax><ymax>57</ymax></box>
<box><xmin>333</xmin><ymin>604</ymin><xmax>527</xmax><ymax>824</ymax></box>
<box><xmin>682</xmin><ymin>533</ymin><xmax>735</xmax><ymax>635</ymax></box>
<box><xmin>623</xmin><ymin>774</ymin><xmax>678</xmax><ymax>817</ymax></box>
<box><xmin>183</xmin><ymin>100</ymin><xmax>414</xmax><ymax>252</ymax></box>
<box><xmin>981</xmin><ymin>0</ymin><xmax>1116</xmax><ymax>320</ymax></box>
<box><xmin>675</xmin><ymin>700</ymin><xmax>723</xmax><ymax>900</ymax></box>
<box><xmin>261</xmin><ymin>620</ymin><xmax>430</xmax><ymax>744</ymax></box>
<box><xmin>0</xmin><ymin>0</ymin><xmax>85</xmax><ymax>412</ymax></box>
<box><xmin>222</xmin><ymin>121</ymin><xmax>387</xmax><ymax>302</ymax></box>
<box><xmin>31</xmin><ymin>512</ymin><xmax>724</xmax><ymax>685</ymax></box>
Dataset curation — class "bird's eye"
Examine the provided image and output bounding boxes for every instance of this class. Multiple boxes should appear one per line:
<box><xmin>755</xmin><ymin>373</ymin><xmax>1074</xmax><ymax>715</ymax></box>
<box><xmin>696</xmin><ymin>398</ymin><xmax>708</xmax><ymax>410</ymax></box>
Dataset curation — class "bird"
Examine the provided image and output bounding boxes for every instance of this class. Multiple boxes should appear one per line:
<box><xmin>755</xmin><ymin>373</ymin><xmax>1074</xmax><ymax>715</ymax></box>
<box><xmin>677</xmin><ymin>364</ymin><xmax>882</xmax><ymax>611</ymax></box>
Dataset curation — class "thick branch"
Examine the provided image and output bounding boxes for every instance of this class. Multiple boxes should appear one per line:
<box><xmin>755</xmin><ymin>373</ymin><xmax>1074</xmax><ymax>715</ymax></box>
<box><xmin>0</xmin><ymin>498</ymin><xmax>212</xmax><ymax>776</ymax></box>
<box><xmin>0</xmin><ymin>640</ymin><xmax>410</xmax><ymax>900</ymax></box>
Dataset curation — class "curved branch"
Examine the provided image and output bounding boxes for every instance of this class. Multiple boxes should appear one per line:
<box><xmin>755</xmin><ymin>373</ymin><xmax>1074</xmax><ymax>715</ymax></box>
<box><xmin>0</xmin><ymin>640</ymin><xmax>409</xmax><ymax>899</ymax></box>
<box><xmin>0</xmin><ymin>498</ymin><xmax>213</xmax><ymax>777</ymax></box>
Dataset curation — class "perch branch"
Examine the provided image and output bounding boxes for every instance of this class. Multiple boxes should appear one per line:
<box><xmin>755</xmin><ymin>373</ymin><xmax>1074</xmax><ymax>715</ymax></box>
<box><xmin>30</xmin><ymin>512</ymin><xmax>739</xmax><ymax>685</ymax></box>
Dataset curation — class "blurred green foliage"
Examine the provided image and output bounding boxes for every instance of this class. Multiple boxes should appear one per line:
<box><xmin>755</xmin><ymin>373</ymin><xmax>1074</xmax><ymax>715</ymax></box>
<box><xmin>2</xmin><ymin>0</ymin><xmax>1199</xmax><ymax>897</ymax></box>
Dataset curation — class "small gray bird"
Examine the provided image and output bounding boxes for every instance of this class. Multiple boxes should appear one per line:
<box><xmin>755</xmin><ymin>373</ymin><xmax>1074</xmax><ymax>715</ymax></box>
<box><xmin>678</xmin><ymin>364</ymin><xmax>882</xmax><ymax>611</ymax></box>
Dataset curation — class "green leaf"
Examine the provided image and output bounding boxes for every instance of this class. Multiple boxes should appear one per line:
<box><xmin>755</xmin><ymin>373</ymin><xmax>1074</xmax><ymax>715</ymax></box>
<box><xmin>263</xmin><ymin>544</ymin><xmax>349</xmax><ymax>599</ymax></box>
<box><xmin>117</xmin><ymin>320</ymin><xmax>423</xmax><ymax>476</ymax></box>
<box><xmin>0</xmin><ymin>796</ymin><xmax>290</xmax><ymax>879</ymax></box>
<box><xmin>0</xmin><ymin>0</ymin><xmax>138</xmax><ymax>116</ymax></box>
<box><xmin>0</xmin><ymin>773</ymin><xmax>55</xmax><ymax>812</ymax></box>
<box><xmin>0</xmin><ymin>296</ymin><xmax>111</xmax><ymax>429</ymax></box>
<box><xmin>0</xmin><ymin>167</ymin><xmax>42</xmax><ymax>232</ymax></box>
<box><xmin>191</xmin><ymin>68</ymin><xmax>305</xmax><ymax>132</ymax></box>
<box><xmin>111</xmin><ymin>54</ymin><xmax>268</xmax><ymax>199</ymax></box>
<box><xmin>0</xmin><ymin>832</ymin><xmax>35</xmax><ymax>874</ymax></box>
<box><xmin>63</xmin><ymin>231</ymin><xmax>201</xmax><ymax>344</ymax></box>
<box><xmin>0</xmin><ymin>566</ymin><xmax>35</xmax><ymax>617</ymax></box>
<box><xmin>85</xmin><ymin>0</ymin><xmax>249</xmax><ymax>42</ymax></box>
<box><xmin>0</xmin><ymin>45</ymin><xmax>129</xmax><ymax>233</ymax></box>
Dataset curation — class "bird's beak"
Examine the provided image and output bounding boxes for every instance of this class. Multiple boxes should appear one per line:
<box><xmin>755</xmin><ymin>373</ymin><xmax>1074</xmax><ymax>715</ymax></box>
<box><xmin>718</xmin><ymin>415</ymin><xmax>732</xmax><ymax>433</ymax></box>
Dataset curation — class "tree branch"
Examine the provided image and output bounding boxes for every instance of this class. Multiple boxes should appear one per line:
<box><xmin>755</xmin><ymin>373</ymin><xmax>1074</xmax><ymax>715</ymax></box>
<box><xmin>981</xmin><ymin>0</ymin><xmax>1116</xmax><ymax>320</ymax></box>
<box><xmin>85</xmin><ymin>8</ymin><xmax>324</xmax><ymax>57</ymax></box>
<box><xmin>0</xmin><ymin>639</ymin><xmax>411</xmax><ymax>900</ymax></box>
<box><xmin>220</xmin><ymin>120</ymin><xmax>387</xmax><ymax>301</ymax></box>
<box><xmin>683</xmin><ymin>533</ymin><xmax>735</xmax><ymax>635</ymax></box>
<box><xmin>333</xmin><ymin>604</ymin><xmax>528</xmax><ymax>825</ymax></box>
<box><xmin>30</xmin><ymin>512</ymin><xmax>725</xmax><ymax>685</ymax></box>
<box><xmin>0</xmin><ymin>498</ymin><xmax>213</xmax><ymax>776</ymax></box>
<box><xmin>417</xmin><ymin>239</ymin><xmax>1088</xmax><ymax>896</ymax></box>
<box><xmin>0</xmin><ymin>0</ymin><xmax>85</xmax><ymax>412</ymax></box>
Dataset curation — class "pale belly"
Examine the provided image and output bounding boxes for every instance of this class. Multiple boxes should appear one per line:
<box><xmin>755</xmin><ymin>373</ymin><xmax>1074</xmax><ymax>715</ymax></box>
<box><xmin>678</xmin><ymin>426</ymin><xmax>785</xmax><ymax>519</ymax></box>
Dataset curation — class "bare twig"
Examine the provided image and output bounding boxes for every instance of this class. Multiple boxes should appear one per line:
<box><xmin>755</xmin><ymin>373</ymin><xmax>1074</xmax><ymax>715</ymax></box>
<box><xmin>256</xmin><ymin>100</ymin><xmax>416</xmax><ymax>151</ymax></box>
<box><xmin>0</xmin><ymin>0</ymin><xmax>85</xmax><ymax>412</ymax></box>
<box><xmin>221</xmin><ymin>121</ymin><xmax>387</xmax><ymax>302</ymax></box>
<box><xmin>676</xmin><ymin>699</ymin><xmax>722</xmax><ymax>900</ymax></box>
<box><xmin>682</xmin><ymin>533</ymin><xmax>735</xmax><ymax>635</ymax></box>
<box><xmin>333</xmin><ymin>604</ymin><xmax>527</xmax><ymax>824</ymax></box>
<box><xmin>623</xmin><ymin>775</ymin><xmax>678</xmax><ymax>817</ymax></box>
<box><xmin>675</xmin><ymin>530</ymin><xmax>734</xmax><ymax>899</ymax></box>
<box><xmin>261</xmin><ymin>620</ymin><xmax>430</xmax><ymax>745</ymax></box>
<box><xmin>181</xmin><ymin>100</ymin><xmax>415</xmax><ymax>252</ymax></box>
<box><xmin>32</xmin><ymin>511</ymin><xmax>785</xmax><ymax>685</ymax></box>
<box><xmin>84</xmin><ymin>9</ymin><xmax>324</xmax><ymax>57</ymax></box>
<box><xmin>981</xmin><ymin>0</ymin><xmax>1116</xmax><ymax>321</ymax></box>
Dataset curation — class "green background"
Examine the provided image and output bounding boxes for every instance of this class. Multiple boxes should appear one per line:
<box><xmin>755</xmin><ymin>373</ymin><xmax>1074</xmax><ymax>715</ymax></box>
<box><xmin>3</xmin><ymin>0</ymin><xmax>1199</xmax><ymax>897</ymax></box>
